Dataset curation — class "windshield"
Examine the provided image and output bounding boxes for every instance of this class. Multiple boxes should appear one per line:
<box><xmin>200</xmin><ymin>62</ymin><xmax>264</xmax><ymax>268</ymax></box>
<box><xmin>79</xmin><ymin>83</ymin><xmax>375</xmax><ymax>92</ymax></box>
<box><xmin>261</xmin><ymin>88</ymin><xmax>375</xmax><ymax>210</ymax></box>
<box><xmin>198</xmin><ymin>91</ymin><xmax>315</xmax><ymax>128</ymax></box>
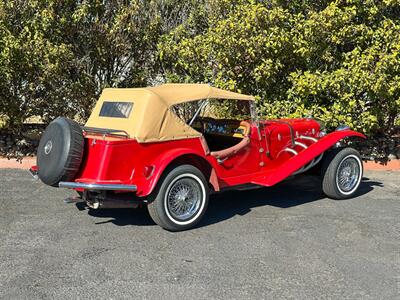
<box><xmin>172</xmin><ymin>99</ymin><xmax>254</xmax><ymax>126</ymax></box>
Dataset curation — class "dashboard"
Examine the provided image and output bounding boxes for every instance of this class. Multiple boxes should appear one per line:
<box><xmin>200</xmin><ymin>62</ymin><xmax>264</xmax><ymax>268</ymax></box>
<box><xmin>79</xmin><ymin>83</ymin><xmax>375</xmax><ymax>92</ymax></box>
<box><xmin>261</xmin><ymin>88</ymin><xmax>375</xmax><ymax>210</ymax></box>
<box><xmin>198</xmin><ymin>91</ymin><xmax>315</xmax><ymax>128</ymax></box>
<box><xmin>192</xmin><ymin>118</ymin><xmax>247</xmax><ymax>138</ymax></box>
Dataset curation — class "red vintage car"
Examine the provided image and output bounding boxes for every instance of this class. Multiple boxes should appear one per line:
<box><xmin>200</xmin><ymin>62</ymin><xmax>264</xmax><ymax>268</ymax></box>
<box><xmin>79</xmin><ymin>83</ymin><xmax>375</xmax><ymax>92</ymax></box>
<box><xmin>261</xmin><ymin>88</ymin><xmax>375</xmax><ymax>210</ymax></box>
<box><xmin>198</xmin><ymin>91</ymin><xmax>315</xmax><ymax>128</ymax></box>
<box><xmin>31</xmin><ymin>84</ymin><xmax>366</xmax><ymax>231</ymax></box>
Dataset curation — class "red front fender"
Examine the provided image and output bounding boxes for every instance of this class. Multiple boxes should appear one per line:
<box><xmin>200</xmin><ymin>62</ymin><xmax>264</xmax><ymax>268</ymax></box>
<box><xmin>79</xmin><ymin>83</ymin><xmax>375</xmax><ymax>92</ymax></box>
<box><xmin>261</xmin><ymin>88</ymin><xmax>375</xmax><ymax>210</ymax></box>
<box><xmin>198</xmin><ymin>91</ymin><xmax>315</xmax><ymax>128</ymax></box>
<box><xmin>254</xmin><ymin>130</ymin><xmax>366</xmax><ymax>187</ymax></box>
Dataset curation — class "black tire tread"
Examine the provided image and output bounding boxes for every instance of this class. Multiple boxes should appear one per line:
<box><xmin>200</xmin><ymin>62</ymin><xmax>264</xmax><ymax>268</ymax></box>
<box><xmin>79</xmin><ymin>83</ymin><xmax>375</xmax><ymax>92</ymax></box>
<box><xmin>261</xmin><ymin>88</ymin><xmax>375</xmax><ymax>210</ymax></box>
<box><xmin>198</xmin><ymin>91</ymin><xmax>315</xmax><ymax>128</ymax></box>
<box><xmin>37</xmin><ymin>117</ymin><xmax>84</xmax><ymax>187</ymax></box>
<box><xmin>321</xmin><ymin>147</ymin><xmax>362</xmax><ymax>199</ymax></box>
<box><xmin>147</xmin><ymin>202</ymin><xmax>163</xmax><ymax>228</ymax></box>
<box><xmin>52</xmin><ymin>118</ymin><xmax>84</xmax><ymax>186</ymax></box>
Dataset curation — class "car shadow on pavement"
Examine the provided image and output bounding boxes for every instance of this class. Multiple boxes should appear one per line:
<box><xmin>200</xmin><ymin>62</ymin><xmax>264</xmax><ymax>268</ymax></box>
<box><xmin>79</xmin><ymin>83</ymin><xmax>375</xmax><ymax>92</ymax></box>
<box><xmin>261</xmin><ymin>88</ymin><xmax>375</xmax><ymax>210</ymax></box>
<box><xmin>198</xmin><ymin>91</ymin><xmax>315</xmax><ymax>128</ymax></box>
<box><xmin>197</xmin><ymin>175</ymin><xmax>383</xmax><ymax>228</ymax></box>
<box><xmin>82</xmin><ymin>205</ymin><xmax>155</xmax><ymax>226</ymax></box>
<box><xmin>78</xmin><ymin>175</ymin><xmax>382</xmax><ymax>229</ymax></box>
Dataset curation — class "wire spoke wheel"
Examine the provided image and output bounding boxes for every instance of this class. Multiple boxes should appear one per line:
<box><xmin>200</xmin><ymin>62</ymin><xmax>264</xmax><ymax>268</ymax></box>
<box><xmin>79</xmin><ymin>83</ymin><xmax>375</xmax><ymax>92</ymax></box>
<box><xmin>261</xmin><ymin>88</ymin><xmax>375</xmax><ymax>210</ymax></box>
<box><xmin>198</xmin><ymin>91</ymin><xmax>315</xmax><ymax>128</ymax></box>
<box><xmin>336</xmin><ymin>156</ymin><xmax>360</xmax><ymax>193</ymax></box>
<box><xmin>148</xmin><ymin>165</ymin><xmax>209</xmax><ymax>231</ymax></box>
<box><xmin>166</xmin><ymin>177</ymin><xmax>202</xmax><ymax>221</ymax></box>
<box><xmin>322</xmin><ymin>148</ymin><xmax>363</xmax><ymax>200</ymax></box>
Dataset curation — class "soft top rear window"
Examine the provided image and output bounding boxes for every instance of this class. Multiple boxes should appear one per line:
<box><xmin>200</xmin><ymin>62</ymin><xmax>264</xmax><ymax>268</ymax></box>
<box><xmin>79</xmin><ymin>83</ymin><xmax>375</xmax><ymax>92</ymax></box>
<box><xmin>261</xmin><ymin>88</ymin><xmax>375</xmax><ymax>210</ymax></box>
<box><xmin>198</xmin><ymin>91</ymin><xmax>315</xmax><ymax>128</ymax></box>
<box><xmin>99</xmin><ymin>101</ymin><xmax>133</xmax><ymax>118</ymax></box>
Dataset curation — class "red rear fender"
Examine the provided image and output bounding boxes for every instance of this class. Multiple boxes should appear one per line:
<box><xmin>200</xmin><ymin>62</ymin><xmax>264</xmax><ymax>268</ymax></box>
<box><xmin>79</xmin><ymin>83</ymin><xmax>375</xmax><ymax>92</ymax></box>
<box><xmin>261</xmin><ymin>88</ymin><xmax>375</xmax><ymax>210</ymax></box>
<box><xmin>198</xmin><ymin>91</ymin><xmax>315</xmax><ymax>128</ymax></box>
<box><xmin>75</xmin><ymin>137</ymin><xmax>210</xmax><ymax>197</ymax></box>
<box><xmin>141</xmin><ymin>148</ymin><xmax>214</xmax><ymax>197</ymax></box>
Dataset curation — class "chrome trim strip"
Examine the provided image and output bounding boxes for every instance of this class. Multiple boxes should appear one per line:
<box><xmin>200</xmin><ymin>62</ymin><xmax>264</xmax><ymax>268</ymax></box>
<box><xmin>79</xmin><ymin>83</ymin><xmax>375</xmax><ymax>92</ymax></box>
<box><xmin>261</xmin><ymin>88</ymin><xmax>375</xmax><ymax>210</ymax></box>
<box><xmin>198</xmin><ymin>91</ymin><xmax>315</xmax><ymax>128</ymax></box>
<box><xmin>59</xmin><ymin>182</ymin><xmax>137</xmax><ymax>191</ymax></box>
<box><xmin>294</xmin><ymin>141</ymin><xmax>308</xmax><ymax>149</ymax></box>
<box><xmin>299</xmin><ymin>135</ymin><xmax>318</xmax><ymax>143</ymax></box>
<box><xmin>82</xmin><ymin>126</ymin><xmax>130</xmax><ymax>138</ymax></box>
<box><xmin>283</xmin><ymin>147</ymin><xmax>298</xmax><ymax>156</ymax></box>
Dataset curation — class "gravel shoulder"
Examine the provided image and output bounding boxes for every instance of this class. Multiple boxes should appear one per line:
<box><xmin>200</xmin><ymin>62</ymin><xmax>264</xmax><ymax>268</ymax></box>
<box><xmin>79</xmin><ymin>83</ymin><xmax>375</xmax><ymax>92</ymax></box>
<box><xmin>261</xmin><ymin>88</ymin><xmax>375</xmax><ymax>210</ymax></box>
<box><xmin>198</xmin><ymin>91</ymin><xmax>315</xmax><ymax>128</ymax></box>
<box><xmin>0</xmin><ymin>169</ymin><xmax>399</xmax><ymax>299</ymax></box>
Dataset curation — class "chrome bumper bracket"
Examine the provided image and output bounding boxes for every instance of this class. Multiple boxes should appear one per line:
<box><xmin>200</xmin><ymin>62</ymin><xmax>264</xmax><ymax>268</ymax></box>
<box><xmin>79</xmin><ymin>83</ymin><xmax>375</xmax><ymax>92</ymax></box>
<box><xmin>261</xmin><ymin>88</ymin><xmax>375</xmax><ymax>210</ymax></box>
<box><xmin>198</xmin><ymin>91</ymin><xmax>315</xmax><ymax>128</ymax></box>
<box><xmin>28</xmin><ymin>168</ymin><xmax>39</xmax><ymax>180</ymax></box>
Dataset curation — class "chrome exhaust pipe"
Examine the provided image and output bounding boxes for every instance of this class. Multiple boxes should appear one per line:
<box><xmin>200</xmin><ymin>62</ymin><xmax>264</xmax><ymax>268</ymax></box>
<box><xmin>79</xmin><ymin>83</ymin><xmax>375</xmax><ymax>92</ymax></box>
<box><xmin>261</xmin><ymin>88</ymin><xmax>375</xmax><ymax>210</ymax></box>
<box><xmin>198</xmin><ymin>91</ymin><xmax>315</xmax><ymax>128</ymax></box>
<box><xmin>87</xmin><ymin>199</ymin><xmax>140</xmax><ymax>209</ymax></box>
<box><xmin>78</xmin><ymin>188</ymin><xmax>145</xmax><ymax>209</ymax></box>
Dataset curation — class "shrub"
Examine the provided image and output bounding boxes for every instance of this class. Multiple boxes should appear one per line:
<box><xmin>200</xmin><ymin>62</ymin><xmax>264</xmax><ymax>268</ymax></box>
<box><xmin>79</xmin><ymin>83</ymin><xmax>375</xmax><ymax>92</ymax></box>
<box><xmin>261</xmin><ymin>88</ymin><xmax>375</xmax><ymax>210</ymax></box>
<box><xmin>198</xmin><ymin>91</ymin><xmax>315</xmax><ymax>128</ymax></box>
<box><xmin>159</xmin><ymin>0</ymin><xmax>400</xmax><ymax>159</ymax></box>
<box><xmin>0</xmin><ymin>0</ymin><xmax>398</xmax><ymax>160</ymax></box>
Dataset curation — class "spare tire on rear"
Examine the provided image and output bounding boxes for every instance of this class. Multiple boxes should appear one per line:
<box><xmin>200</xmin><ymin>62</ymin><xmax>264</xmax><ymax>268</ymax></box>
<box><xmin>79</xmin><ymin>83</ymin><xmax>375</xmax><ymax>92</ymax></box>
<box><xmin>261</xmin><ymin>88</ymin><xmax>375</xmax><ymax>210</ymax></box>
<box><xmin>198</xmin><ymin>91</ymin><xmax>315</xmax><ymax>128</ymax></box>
<box><xmin>37</xmin><ymin>117</ymin><xmax>84</xmax><ymax>187</ymax></box>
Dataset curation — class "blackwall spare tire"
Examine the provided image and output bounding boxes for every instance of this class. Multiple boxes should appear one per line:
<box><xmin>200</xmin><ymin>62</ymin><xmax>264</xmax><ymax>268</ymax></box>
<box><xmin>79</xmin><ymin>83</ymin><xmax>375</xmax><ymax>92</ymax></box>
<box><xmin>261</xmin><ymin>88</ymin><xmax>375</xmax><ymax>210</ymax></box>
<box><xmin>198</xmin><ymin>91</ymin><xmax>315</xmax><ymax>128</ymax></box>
<box><xmin>37</xmin><ymin>117</ymin><xmax>84</xmax><ymax>187</ymax></box>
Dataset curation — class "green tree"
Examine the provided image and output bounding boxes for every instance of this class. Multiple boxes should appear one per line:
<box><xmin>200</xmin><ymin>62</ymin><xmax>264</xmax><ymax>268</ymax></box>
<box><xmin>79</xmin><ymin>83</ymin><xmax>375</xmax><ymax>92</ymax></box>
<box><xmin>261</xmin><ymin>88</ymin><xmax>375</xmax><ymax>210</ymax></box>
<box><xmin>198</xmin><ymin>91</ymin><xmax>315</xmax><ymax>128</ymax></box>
<box><xmin>0</xmin><ymin>0</ymin><xmax>76</xmax><ymax>127</ymax></box>
<box><xmin>159</xmin><ymin>0</ymin><xmax>400</xmax><ymax>136</ymax></box>
<box><xmin>0</xmin><ymin>0</ymin><xmax>398</xmax><ymax>160</ymax></box>
<box><xmin>0</xmin><ymin>0</ymin><xmax>162</xmax><ymax>126</ymax></box>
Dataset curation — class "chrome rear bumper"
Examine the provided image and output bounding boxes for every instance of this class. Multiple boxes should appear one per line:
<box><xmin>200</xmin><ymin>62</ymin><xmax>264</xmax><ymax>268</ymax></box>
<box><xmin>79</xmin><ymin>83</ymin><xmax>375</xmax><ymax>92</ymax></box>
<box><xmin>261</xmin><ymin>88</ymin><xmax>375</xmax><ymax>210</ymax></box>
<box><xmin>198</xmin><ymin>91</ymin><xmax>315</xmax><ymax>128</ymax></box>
<box><xmin>59</xmin><ymin>182</ymin><xmax>137</xmax><ymax>191</ymax></box>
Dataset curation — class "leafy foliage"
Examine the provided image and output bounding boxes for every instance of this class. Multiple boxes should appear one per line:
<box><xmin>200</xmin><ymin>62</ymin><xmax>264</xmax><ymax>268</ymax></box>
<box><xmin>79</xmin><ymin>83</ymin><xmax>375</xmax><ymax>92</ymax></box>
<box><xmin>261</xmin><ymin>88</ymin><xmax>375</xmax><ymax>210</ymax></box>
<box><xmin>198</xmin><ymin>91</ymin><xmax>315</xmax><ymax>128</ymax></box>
<box><xmin>0</xmin><ymin>0</ymin><xmax>161</xmax><ymax>126</ymax></box>
<box><xmin>0</xmin><ymin>0</ymin><xmax>399</xmax><ymax>159</ymax></box>
<box><xmin>159</xmin><ymin>0</ymin><xmax>400</xmax><ymax>138</ymax></box>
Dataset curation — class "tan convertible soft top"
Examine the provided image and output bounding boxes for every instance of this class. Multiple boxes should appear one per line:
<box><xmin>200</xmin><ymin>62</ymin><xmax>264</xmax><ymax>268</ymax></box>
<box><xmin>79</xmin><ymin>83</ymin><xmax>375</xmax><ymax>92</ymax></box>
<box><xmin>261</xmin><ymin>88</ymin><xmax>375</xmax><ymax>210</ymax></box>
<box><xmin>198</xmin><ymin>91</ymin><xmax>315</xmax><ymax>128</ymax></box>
<box><xmin>85</xmin><ymin>83</ymin><xmax>255</xmax><ymax>143</ymax></box>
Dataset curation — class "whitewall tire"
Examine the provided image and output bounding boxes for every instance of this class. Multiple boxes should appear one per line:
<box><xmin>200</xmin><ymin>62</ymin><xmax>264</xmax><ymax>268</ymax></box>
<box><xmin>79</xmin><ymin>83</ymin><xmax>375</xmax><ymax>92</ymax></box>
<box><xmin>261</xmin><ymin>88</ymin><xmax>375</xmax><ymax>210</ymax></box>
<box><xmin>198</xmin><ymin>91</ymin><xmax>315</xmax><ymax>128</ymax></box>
<box><xmin>148</xmin><ymin>165</ymin><xmax>209</xmax><ymax>231</ymax></box>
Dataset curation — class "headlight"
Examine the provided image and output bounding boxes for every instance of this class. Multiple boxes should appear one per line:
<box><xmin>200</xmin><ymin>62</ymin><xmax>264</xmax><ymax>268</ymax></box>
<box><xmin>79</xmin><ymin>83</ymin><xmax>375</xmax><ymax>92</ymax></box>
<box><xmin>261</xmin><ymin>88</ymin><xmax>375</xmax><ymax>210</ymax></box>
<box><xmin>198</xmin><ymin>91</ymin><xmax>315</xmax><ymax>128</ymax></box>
<box><xmin>315</xmin><ymin>119</ymin><xmax>326</xmax><ymax>137</ymax></box>
<box><xmin>336</xmin><ymin>125</ymin><xmax>350</xmax><ymax>131</ymax></box>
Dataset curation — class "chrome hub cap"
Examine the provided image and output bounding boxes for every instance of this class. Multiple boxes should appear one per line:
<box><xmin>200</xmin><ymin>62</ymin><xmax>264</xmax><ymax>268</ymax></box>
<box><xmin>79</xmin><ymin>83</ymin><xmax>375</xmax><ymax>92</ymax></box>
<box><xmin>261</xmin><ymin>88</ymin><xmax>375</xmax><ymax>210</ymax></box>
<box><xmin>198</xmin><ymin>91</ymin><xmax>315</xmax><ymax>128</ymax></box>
<box><xmin>166</xmin><ymin>178</ymin><xmax>202</xmax><ymax>221</ymax></box>
<box><xmin>44</xmin><ymin>140</ymin><xmax>53</xmax><ymax>155</ymax></box>
<box><xmin>336</xmin><ymin>157</ymin><xmax>360</xmax><ymax>193</ymax></box>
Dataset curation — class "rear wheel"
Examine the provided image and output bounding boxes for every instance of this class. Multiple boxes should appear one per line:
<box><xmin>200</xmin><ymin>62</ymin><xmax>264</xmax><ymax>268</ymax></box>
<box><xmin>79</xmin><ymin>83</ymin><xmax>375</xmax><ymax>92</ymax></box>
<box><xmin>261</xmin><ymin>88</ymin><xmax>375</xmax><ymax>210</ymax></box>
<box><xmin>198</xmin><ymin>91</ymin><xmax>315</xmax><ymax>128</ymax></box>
<box><xmin>321</xmin><ymin>147</ymin><xmax>363</xmax><ymax>199</ymax></box>
<box><xmin>147</xmin><ymin>165</ymin><xmax>209</xmax><ymax>231</ymax></box>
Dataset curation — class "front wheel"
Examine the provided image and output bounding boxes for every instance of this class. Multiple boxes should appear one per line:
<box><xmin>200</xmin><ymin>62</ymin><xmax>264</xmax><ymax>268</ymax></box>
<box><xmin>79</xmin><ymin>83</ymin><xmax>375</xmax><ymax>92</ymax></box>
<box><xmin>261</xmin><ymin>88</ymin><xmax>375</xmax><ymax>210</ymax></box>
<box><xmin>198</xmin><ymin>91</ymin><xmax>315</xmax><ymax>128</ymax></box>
<box><xmin>147</xmin><ymin>165</ymin><xmax>209</xmax><ymax>231</ymax></box>
<box><xmin>321</xmin><ymin>147</ymin><xmax>363</xmax><ymax>199</ymax></box>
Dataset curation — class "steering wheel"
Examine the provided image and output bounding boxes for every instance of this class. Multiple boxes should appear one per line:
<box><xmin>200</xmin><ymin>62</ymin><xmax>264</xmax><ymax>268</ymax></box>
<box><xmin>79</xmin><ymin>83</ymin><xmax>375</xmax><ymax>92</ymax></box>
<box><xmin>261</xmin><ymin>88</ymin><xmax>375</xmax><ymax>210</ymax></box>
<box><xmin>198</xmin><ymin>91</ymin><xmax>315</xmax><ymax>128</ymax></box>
<box><xmin>238</xmin><ymin>120</ymin><xmax>251</xmax><ymax>137</ymax></box>
<box><xmin>210</xmin><ymin>120</ymin><xmax>251</xmax><ymax>162</ymax></box>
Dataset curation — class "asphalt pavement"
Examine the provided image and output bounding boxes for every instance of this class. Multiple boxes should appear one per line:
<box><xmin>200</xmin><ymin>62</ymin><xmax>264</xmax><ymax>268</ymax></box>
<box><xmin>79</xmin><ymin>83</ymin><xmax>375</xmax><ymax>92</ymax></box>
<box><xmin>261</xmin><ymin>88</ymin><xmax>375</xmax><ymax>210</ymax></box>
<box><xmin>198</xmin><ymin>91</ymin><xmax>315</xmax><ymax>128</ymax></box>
<box><xmin>0</xmin><ymin>169</ymin><xmax>399</xmax><ymax>299</ymax></box>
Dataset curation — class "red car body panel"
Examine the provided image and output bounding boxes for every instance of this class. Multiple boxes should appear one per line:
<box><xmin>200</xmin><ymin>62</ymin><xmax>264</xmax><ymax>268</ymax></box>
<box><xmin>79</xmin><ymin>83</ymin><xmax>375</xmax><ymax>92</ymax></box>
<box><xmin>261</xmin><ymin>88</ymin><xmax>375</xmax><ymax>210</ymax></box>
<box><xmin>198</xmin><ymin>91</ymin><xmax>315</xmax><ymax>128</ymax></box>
<box><xmin>75</xmin><ymin>136</ymin><xmax>209</xmax><ymax>196</ymax></box>
<box><xmin>251</xmin><ymin>129</ymin><xmax>366</xmax><ymax>187</ymax></box>
<box><xmin>58</xmin><ymin>118</ymin><xmax>365</xmax><ymax>198</ymax></box>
